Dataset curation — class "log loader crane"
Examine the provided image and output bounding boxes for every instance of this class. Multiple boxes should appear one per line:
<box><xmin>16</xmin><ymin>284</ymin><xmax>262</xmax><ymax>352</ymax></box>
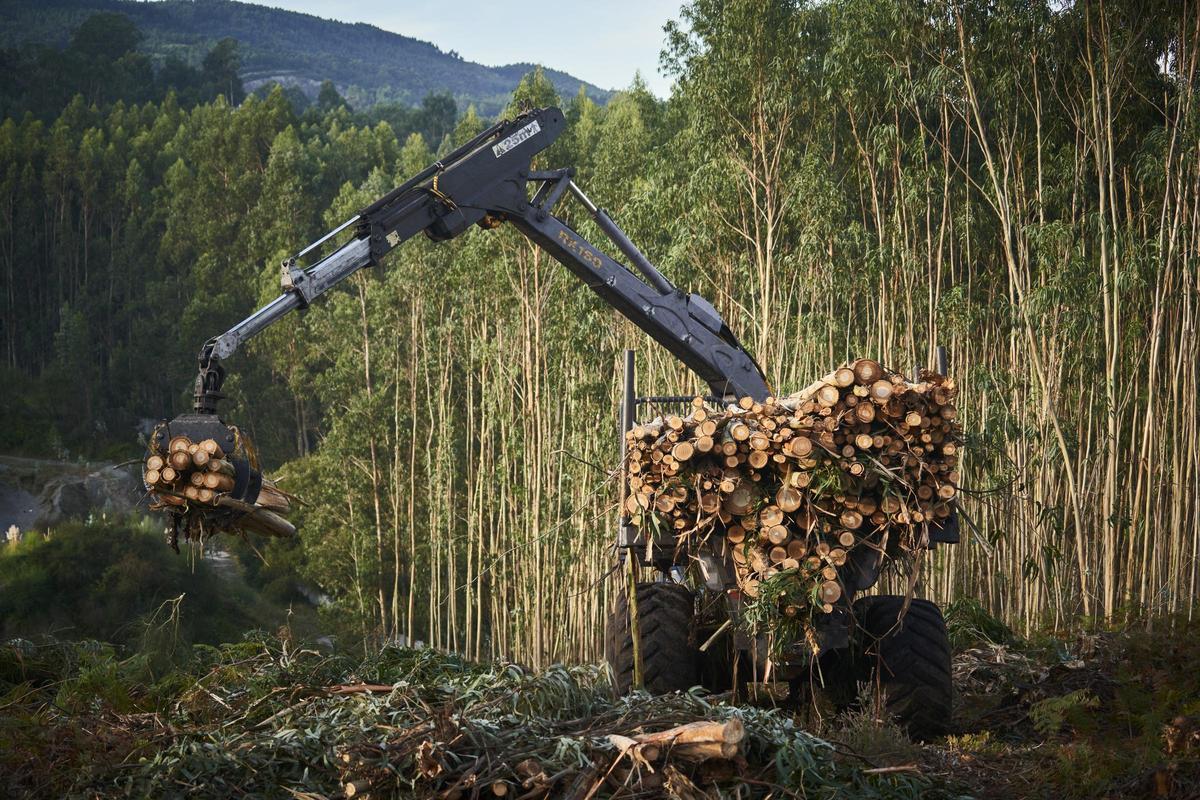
<box><xmin>156</xmin><ymin>105</ymin><xmax>956</xmax><ymax>736</ymax></box>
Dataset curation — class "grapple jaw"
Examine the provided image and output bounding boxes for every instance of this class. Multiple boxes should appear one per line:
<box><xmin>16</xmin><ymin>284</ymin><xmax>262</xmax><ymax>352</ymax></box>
<box><xmin>146</xmin><ymin>413</ymin><xmax>274</xmax><ymax>551</ymax></box>
<box><xmin>150</xmin><ymin>414</ymin><xmax>262</xmax><ymax>507</ymax></box>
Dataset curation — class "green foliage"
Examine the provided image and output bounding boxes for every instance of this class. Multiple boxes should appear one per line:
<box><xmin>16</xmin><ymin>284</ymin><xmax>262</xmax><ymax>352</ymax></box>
<box><xmin>0</xmin><ymin>13</ymin><xmax>243</xmax><ymax>119</ymax></box>
<box><xmin>741</xmin><ymin>569</ymin><xmax>815</xmax><ymax>657</ymax></box>
<box><xmin>0</xmin><ymin>0</ymin><xmax>1197</xmax><ymax>665</ymax></box>
<box><xmin>70</xmin><ymin>11</ymin><xmax>142</xmax><ymax>61</ymax></box>
<box><xmin>1030</xmin><ymin>689</ymin><xmax>1100</xmax><ymax>736</ymax></box>
<box><xmin>0</xmin><ymin>520</ymin><xmax>275</xmax><ymax>647</ymax></box>
<box><xmin>944</xmin><ymin>597</ymin><xmax>1018</xmax><ymax>650</ymax></box>
<box><xmin>316</xmin><ymin>79</ymin><xmax>348</xmax><ymax>113</ymax></box>
<box><xmin>0</xmin><ymin>1</ymin><xmax>611</xmax><ymax>117</ymax></box>
<box><xmin>828</xmin><ymin>684</ymin><xmax>924</xmax><ymax>770</ymax></box>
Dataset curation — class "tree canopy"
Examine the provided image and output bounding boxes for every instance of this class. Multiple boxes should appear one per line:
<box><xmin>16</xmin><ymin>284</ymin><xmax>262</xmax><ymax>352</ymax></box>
<box><xmin>1</xmin><ymin>0</ymin><xmax>1197</xmax><ymax>661</ymax></box>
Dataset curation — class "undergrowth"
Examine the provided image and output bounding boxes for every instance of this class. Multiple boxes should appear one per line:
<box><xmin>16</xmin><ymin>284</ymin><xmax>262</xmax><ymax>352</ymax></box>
<box><xmin>945</xmin><ymin>606</ymin><xmax>1200</xmax><ymax>799</ymax></box>
<box><xmin>1</xmin><ymin>631</ymin><xmax>962</xmax><ymax>799</ymax></box>
<box><xmin>5</xmin><ymin>597</ymin><xmax>1200</xmax><ymax>798</ymax></box>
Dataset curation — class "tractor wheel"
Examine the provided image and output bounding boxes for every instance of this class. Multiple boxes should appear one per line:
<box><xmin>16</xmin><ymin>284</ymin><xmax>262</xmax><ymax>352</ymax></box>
<box><xmin>853</xmin><ymin>595</ymin><xmax>953</xmax><ymax>739</ymax></box>
<box><xmin>606</xmin><ymin>582</ymin><xmax>700</xmax><ymax>695</ymax></box>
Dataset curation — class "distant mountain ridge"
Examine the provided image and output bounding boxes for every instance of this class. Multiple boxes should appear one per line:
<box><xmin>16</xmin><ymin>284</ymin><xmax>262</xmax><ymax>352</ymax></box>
<box><xmin>0</xmin><ymin>0</ymin><xmax>614</xmax><ymax>115</ymax></box>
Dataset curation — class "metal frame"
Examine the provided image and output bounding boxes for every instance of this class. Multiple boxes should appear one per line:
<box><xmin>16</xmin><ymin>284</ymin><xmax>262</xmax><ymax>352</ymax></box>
<box><xmin>192</xmin><ymin>105</ymin><xmax>768</xmax><ymax>414</ymax></box>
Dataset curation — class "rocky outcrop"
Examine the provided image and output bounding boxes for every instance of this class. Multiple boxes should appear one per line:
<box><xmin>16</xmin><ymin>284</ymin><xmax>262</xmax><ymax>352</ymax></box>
<box><xmin>0</xmin><ymin>457</ymin><xmax>145</xmax><ymax>533</ymax></box>
<box><xmin>35</xmin><ymin>467</ymin><xmax>142</xmax><ymax>527</ymax></box>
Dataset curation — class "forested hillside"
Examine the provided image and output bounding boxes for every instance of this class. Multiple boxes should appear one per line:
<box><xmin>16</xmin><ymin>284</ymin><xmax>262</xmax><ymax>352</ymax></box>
<box><xmin>0</xmin><ymin>0</ymin><xmax>612</xmax><ymax>114</ymax></box>
<box><xmin>1</xmin><ymin>0</ymin><xmax>1197</xmax><ymax>676</ymax></box>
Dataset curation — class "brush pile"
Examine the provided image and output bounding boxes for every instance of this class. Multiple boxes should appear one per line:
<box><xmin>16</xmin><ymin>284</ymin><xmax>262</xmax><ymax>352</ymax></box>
<box><xmin>625</xmin><ymin>359</ymin><xmax>960</xmax><ymax>620</ymax></box>
<box><xmin>142</xmin><ymin>433</ymin><xmax>294</xmax><ymax>545</ymax></box>
<box><xmin>1</xmin><ymin>635</ymin><xmax>957</xmax><ymax>799</ymax></box>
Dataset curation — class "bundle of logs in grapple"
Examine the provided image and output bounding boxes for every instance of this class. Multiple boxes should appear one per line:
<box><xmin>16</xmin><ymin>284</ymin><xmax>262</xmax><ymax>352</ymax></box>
<box><xmin>143</xmin><ymin>435</ymin><xmax>295</xmax><ymax>544</ymax></box>
<box><xmin>624</xmin><ymin>359</ymin><xmax>960</xmax><ymax>615</ymax></box>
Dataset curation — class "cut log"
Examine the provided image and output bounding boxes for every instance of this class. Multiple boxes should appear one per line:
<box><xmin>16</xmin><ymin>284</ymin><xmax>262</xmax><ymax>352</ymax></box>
<box><xmin>207</xmin><ymin>459</ymin><xmax>236</xmax><ymax>477</ymax></box>
<box><xmin>636</xmin><ymin>718</ymin><xmax>744</xmax><ymax>748</ymax></box>
<box><xmin>759</xmin><ymin>505</ymin><xmax>784</xmax><ymax>528</ymax></box>
<box><xmin>852</xmin><ymin>358</ymin><xmax>883</xmax><ymax>384</ymax></box>
<box><xmin>608</xmin><ymin>734</ymin><xmax>661</xmax><ymax>763</ymax></box>
<box><xmin>204</xmin><ymin>473</ymin><xmax>235</xmax><ymax>492</ymax></box>
<box><xmin>343</xmin><ymin>779</ymin><xmax>371</xmax><ymax>798</ymax></box>
<box><xmin>767</xmin><ymin>525</ymin><xmax>789</xmax><ymax>545</ymax></box>
<box><xmin>723</xmin><ymin>485</ymin><xmax>756</xmax><ymax>515</ymax></box>
<box><xmin>671</xmin><ymin>441</ymin><xmax>694</xmax><ymax>462</ymax></box>
<box><xmin>816</xmin><ymin>385</ymin><xmax>841</xmax><ymax>408</ymax></box>
<box><xmin>198</xmin><ymin>438</ymin><xmax>225</xmax><ymax>459</ymax></box>
<box><xmin>775</xmin><ymin>485</ymin><xmax>802</xmax><ymax>513</ymax></box>
<box><xmin>215</xmin><ymin>496</ymin><xmax>296</xmax><ymax>538</ymax></box>
<box><xmin>820</xmin><ymin>581</ymin><xmax>842</xmax><ymax>603</ymax></box>
<box><xmin>786</xmin><ymin>436</ymin><xmax>813</xmax><ymax>457</ymax></box>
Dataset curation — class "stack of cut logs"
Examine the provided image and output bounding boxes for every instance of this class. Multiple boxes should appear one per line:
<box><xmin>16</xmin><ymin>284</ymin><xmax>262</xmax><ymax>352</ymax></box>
<box><xmin>624</xmin><ymin>359</ymin><xmax>960</xmax><ymax>616</ymax></box>
<box><xmin>143</xmin><ymin>435</ymin><xmax>294</xmax><ymax>539</ymax></box>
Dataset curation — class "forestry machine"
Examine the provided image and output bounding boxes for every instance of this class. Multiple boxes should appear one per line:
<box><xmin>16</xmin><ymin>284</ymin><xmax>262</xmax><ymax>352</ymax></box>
<box><xmin>160</xmin><ymin>105</ymin><xmax>957</xmax><ymax>735</ymax></box>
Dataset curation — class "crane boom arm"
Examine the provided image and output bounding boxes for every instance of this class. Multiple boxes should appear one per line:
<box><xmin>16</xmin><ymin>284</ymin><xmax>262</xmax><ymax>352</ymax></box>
<box><xmin>192</xmin><ymin>106</ymin><xmax>769</xmax><ymax>413</ymax></box>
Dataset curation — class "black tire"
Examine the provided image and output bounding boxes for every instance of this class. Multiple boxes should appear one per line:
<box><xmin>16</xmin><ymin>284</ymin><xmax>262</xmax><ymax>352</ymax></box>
<box><xmin>606</xmin><ymin>582</ymin><xmax>700</xmax><ymax>695</ymax></box>
<box><xmin>853</xmin><ymin>595</ymin><xmax>953</xmax><ymax>738</ymax></box>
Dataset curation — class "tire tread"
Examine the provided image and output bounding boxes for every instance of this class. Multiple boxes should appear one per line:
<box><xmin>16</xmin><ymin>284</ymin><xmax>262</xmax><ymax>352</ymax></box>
<box><xmin>853</xmin><ymin>595</ymin><xmax>953</xmax><ymax>738</ymax></box>
<box><xmin>606</xmin><ymin>582</ymin><xmax>699</xmax><ymax>695</ymax></box>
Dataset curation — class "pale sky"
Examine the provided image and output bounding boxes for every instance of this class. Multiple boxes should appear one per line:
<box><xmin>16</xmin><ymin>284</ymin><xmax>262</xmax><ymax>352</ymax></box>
<box><xmin>259</xmin><ymin>0</ymin><xmax>684</xmax><ymax>97</ymax></box>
